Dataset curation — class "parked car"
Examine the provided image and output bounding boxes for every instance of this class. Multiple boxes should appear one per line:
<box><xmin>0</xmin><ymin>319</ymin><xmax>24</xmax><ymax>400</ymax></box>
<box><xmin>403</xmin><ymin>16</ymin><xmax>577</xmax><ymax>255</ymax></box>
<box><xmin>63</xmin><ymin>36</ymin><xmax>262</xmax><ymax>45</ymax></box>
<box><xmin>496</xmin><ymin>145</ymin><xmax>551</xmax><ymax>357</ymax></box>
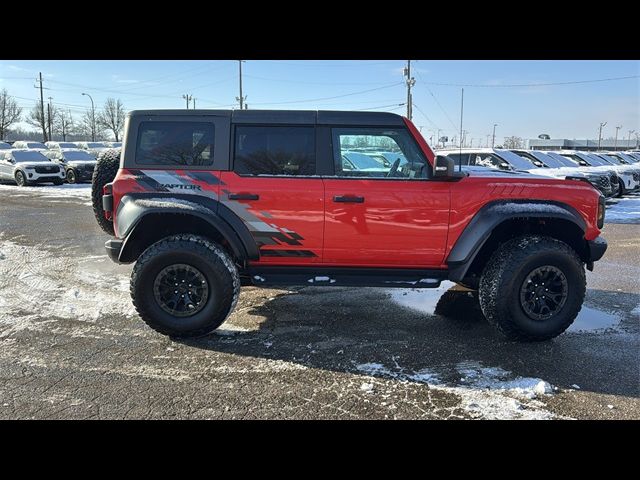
<box><xmin>0</xmin><ymin>149</ymin><xmax>65</xmax><ymax>186</ymax></box>
<box><xmin>512</xmin><ymin>150</ymin><xmax>617</xmax><ymax>197</ymax></box>
<box><xmin>12</xmin><ymin>141</ymin><xmax>47</xmax><ymax>150</ymax></box>
<box><xmin>45</xmin><ymin>141</ymin><xmax>78</xmax><ymax>150</ymax></box>
<box><xmin>89</xmin><ymin>110</ymin><xmax>607</xmax><ymax>342</ymax></box>
<box><xmin>0</xmin><ymin>142</ymin><xmax>12</xmax><ymax>150</ymax></box>
<box><xmin>105</xmin><ymin>141</ymin><xmax>122</xmax><ymax>148</ymax></box>
<box><xmin>593</xmin><ymin>153</ymin><xmax>640</xmax><ymax>193</ymax></box>
<box><xmin>43</xmin><ymin>148</ymin><xmax>97</xmax><ymax>184</ymax></box>
<box><xmin>76</xmin><ymin>141</ymin><xmax>110</xmax><ymax>156</ymax></box>
<box><xmin>555</xmin><ymin>151</ymin><xmax>638</xmax><ymax>196</ymax></box>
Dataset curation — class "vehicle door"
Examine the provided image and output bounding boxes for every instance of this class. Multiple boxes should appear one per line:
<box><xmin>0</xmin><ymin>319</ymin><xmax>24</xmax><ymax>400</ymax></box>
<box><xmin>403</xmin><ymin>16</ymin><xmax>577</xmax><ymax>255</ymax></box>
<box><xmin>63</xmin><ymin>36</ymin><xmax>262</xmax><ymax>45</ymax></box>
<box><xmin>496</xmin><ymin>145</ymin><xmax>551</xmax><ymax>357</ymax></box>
<box><xmin>0</xmin><ymin>152</ymin><xmax>14</xmax><ymax>179</ymax></box>
<box><xmin>219</xmin><ymin>124</ymin><xmax>325</xmax><ymax>264</ymax></box>
<box><xmin>322</xmin><ymin>126</ymin><xmax>450</xmax><ymax>267</ymax></box>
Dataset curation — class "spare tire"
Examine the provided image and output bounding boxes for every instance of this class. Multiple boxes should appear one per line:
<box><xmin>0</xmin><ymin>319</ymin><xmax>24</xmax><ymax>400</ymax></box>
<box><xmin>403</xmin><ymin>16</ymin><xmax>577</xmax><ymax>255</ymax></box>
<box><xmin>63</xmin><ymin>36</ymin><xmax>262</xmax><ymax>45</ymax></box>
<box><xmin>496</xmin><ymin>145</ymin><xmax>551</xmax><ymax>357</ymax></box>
<box><xmin>91</xmin><ymin>148</ymin><xmax>121</xmax><ymax>235</ymax></box>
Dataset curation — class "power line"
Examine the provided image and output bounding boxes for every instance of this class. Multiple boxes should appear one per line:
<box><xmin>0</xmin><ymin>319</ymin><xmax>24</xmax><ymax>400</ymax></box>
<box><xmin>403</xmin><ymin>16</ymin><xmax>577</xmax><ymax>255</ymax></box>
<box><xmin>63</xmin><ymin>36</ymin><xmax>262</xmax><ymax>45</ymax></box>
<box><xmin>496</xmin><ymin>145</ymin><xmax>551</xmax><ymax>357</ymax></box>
<box><xmin>249</xmin><ymin>82</ymin><xmax>402</xmax><ymax>106</ymax></box>
<box><xmin>412</xmin><ymin>103</ymin><xmax>440</xmax><ymax>130</ymax></box>
<box><xmin>420</xmin><ymin>74</ymin><xmax>640</xmax><ymax>88</ymax></box>
<box><xmin>414</xmin><ymin>69</ymin><xmax>458</xmax><ymax>130</ymax></box>
<box><xmin>359</xmin><ymin>103</ymin><xmax>406</xmax><ymax>111</ymax></box>
<box><xmin>243</xmin><ymin>74</ymin><xmax>400</xmax><ymax>86</ymax></box>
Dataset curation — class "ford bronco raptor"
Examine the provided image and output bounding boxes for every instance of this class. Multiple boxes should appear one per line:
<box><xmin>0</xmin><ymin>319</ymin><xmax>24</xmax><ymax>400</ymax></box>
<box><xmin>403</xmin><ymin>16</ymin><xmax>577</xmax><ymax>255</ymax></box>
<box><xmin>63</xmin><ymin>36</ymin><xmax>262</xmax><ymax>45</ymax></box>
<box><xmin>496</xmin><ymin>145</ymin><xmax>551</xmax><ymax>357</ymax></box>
<box><xmin>91</xmin><ymin>110</ymin><xmax>607</xmax><ymax>341</ymax></box>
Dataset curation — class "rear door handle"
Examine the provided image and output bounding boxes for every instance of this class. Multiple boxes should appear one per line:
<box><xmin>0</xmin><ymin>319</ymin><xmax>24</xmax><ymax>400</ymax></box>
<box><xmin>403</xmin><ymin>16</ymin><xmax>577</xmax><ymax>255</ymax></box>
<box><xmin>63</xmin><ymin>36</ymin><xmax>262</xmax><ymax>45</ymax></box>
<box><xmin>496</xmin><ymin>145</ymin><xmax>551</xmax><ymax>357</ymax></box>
<box><xmin>228</xmin><ymin>193</ymin><xmax>260</xmax><ymax>201</ymax></box>
<box><xmin>333</xmin><ymin>195</ymin><xmax>364</xmax><ymax>203</ymax></box>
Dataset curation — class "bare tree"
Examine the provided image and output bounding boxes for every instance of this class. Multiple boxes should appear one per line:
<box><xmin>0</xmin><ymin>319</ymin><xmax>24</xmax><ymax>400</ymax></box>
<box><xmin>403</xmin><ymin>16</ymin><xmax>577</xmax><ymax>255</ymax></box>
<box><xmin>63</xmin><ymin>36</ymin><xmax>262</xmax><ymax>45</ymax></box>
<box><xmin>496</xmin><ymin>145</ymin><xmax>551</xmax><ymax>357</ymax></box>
<box><xmin>79</xmin><ymin>108</ymin><xmax>103</xmax><ymax>141</ymax></box>
<box><xmin>503</xmin><ymin>136</ymin><xmax>524</xmax><ymax>149</ymax></box>
<box><xmin>26</xmin><ymin>102</ymin><xmax>49</xmax><ymax>142</ymax></box>
<box><xmin>54</xmin><ymin>110</ymin><xmax>75</xmax><ymax>141</ymax></box>
<box><xmin>0</xmin><ymin>89</ymin><xmax>22</xmax><ymax>140</ymax></box>
<box><xmin>97</xmin><ymin>98</ymin><xmax>126</xmax><ymax>141</ymax></box>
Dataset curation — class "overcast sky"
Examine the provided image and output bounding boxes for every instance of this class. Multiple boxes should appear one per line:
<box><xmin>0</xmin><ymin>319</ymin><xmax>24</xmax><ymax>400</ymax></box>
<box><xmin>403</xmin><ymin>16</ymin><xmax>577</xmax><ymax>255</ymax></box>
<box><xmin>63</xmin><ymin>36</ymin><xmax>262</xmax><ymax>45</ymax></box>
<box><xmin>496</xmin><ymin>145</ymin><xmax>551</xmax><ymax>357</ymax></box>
<box><xmin>1</xmin><ymin>60</ymin><xmax>638</xmax><ymax>144</ymax></box>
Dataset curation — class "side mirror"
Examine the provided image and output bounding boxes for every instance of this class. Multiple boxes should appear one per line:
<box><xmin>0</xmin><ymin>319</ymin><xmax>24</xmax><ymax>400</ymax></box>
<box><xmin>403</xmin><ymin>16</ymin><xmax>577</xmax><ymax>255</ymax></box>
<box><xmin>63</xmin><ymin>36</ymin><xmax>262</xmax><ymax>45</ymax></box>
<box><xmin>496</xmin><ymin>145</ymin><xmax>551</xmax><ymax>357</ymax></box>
<box><xmin>433</xmin><ymin>155</ymin><xmax>454</xmax><ymax>177</ymax></box>
<box><xmin>499</xmin><ymin>162</ymin><xmax>511</xmax><ymax>170</ymax></box>
<box><xmin>8</xmin><ymin>158</ymin><xmax>15</xmax><ymax>164</ymax></box>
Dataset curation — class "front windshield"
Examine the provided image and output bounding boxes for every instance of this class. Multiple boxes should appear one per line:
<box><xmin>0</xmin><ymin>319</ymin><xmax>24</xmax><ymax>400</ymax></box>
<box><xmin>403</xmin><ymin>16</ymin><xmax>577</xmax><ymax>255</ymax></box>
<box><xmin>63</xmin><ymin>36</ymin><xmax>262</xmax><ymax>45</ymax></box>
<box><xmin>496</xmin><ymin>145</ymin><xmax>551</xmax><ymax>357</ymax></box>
<box><xmin>531</xmin><ymin>151</ymin><xmax>567</xmax><ymax>168</ymax></box>
<box><xmin>599</xmin><ymin>154</ymin><xmax>623</xmax><ymax>165</ymax></box>
<box><xmin>87</xmin><ymin>142</ymin><xmax>107</xmax><ymax>148</ymax></box>
<box><xmin>0</xmin><ymin>142</ymin><xmax>11</xmax><ymax>149</ymax></box>
<box><xmin>26</xmin><ymin>142</ymin><xmax>47</xmax><ymax>149</ymax></box>
<box><xmin>57</xmin><ymin>142</ymin><xmax>77</xmax><ymax>148</ymax></box>
<box><xmin>585</xmin><ymin>154</ymin><xmax>612</xmax><ymax>166</ymax></box>
<box><xmin>495</xmin><ymin>149</ymin><xmax>536</xmax><ymax>170</ymax></box>
<box><xmin>12</xmin><ymin>151</ymin><xmax>49</xmax><ymax>162</ymax></box>
<box><xmin>63</xmin><ymin>150</ymin><xmax>95</xmax><ymax>161</ymax></box>
<box><xmin>546</xmin><ymin>152</ymin><xmax>579</xmax><ymax>167</ymax></box>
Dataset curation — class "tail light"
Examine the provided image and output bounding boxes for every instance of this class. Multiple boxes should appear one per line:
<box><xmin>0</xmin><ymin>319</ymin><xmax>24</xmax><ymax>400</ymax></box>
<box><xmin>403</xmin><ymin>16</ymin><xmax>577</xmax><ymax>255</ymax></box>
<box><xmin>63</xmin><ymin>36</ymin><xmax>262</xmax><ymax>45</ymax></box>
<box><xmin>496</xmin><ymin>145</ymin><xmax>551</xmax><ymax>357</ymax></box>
<box><xmin>103</xmin><ymin>183</ymin><xmax>113</xmax><ymax>220</ymax></box>
<box><xmin>597</xmin><ymin>195</ymin><xmax>605</xmax><ymax>229</ymax></box>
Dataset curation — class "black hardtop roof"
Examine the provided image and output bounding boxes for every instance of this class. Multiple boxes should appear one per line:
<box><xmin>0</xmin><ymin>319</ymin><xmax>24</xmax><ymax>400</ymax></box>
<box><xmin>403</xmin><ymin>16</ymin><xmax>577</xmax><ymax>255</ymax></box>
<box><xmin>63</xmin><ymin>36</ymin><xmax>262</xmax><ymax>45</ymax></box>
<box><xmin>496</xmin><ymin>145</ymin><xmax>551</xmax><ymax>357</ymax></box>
<box><xmin>127</xmin><ymin>109</ymin><xmax>406</xmax><ymax>126</ymax></box>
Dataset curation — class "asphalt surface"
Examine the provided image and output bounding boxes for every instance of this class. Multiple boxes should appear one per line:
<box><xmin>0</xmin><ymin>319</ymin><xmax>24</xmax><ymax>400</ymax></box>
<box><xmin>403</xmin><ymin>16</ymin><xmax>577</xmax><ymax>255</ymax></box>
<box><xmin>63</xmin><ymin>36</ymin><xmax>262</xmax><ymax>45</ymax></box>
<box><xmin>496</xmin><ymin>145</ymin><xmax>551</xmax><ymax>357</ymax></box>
<box><xmin>0</xmin><ymin>184</ymin><xmax>638</xmax><ymax>419</ymax></box>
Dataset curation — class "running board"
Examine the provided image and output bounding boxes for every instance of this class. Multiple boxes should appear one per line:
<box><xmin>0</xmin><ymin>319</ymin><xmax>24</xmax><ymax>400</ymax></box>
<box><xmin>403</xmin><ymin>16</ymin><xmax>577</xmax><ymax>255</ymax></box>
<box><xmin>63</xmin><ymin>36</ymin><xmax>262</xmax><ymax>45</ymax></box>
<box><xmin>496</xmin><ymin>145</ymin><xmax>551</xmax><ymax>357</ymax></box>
<box><xmin>247</xmin><ymin>266</ymin><xmax>448</xmax><ymax>288</ymax></box>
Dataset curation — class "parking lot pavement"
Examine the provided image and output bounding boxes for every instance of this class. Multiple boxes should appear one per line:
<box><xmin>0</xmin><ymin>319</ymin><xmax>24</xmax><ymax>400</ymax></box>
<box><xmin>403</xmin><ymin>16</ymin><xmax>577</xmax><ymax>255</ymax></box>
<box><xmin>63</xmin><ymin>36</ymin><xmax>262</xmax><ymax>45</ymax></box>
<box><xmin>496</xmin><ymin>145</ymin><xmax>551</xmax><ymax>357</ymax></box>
<box><xmin>0</xmin><ymin>184</ymin><xmax>638</xmax><ymax>419</ymax></box>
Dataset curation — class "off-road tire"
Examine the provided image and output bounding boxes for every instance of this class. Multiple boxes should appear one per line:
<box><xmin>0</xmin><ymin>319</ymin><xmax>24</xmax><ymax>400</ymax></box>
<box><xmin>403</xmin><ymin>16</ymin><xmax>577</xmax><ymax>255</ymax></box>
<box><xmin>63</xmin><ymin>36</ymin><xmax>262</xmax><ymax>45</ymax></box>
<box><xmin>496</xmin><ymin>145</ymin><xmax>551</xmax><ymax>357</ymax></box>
<box><xmin>479</xmin><ymin>235</ymin><xmax>585</xmax><ymax>342</ymax></box>
<box><xmin>131</xmin><ymin>234</ymin><xmax>240</xmax><ymax>338</ymax></box>
<box><xmin>91</xmin><ymin>149</ymin><xmax>120</xmax><ymax>235</ymax></box>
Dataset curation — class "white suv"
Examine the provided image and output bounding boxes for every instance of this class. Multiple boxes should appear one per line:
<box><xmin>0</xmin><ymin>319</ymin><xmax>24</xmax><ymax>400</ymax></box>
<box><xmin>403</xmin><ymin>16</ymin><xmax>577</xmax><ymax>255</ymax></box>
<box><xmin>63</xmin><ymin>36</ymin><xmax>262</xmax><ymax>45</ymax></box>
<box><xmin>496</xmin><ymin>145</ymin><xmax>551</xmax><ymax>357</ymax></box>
<box><xmin>0</xmin><ymin>149</ymin><xmax>65</xmax><ymax>186</ymax></box>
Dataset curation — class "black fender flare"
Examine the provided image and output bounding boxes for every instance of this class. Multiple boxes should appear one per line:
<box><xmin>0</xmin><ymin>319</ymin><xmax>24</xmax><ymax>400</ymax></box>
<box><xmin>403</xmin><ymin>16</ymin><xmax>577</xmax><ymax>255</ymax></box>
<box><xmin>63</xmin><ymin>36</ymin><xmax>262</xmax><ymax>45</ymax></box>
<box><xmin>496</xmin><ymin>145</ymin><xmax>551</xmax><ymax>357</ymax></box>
<box><xmin>115</xmin><ymin>193</ymin><xmax>259</xmax><ymax>263</ymax></box>
<box><xmin>447</xmin><ymin>200</ymin><xmax>587</xmax><ymax>282</ymax></box>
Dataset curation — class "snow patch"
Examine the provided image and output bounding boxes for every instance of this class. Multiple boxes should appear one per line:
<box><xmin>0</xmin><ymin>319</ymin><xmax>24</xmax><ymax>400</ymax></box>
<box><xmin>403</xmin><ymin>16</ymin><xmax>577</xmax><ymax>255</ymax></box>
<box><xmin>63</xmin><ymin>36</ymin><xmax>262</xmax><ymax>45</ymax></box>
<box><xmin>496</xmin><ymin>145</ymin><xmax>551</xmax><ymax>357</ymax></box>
<box><xmin>390</xmin><ymin>281</ymin><xmax>456</xmax><ymax>316</ymax></box>
<box><xmin>0</xmin><ymin>183</ymin><xmax>91</xmax><ymax>199</ymax></box>
<box><xmin>135</xmin><ymin>198</ymin><xmax>213</xmax><ymax>215</ymax></box>
<box><xmin>605</xmin><ymin>196</ymin><xmax>640</xmax><ymax>224</ymax></box>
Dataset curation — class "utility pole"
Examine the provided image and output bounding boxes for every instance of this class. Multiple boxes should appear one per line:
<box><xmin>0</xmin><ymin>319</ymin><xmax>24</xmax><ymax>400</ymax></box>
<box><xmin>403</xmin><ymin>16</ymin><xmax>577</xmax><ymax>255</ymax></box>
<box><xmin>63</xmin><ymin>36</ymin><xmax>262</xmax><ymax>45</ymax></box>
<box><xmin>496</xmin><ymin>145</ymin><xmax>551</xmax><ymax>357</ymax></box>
<box><xmin>182</xmin><ymin>94</ymin><xmax>192</xmax><ymax>109</ymax></box>
<box><xmin>404</xmin><ymin>60</ymin><xmax>416</xmax><ymax>120</ymax></box>
<box><xmin>192</xmin><ymin>97</ymin><xmax>196</xmax><ymax>109</ymax></box>
<box><xmin>486</xmin><ymin>134</ymin><xmax>491</xmax><ymax>147</ymax></box>
<box><xmin>35</xmin><ymin>72</ymin><xmax>48</xmax><ymax>142</ymax></box>
<box><xmin>81</xmin><ymin>93</ymin><xmax>95</xmax><ymax>141</ymax></box>
<box><xmin>492</xmin><ymin>123</ymin><xmax>498</xmax><ymax>148</ymax></box>
<box><xmin>47</xmin><ymin>97</ymin><xmax>53</xmax><ymax>141</ymax></box>
<box><xmin>629</xmin><ymin>130</ymin><xmax>636</xmax><ymax>149</ymax></box>
<box><xmin>236</xmin><ymin>60</ymin><xmax>246</xmax><ymax>110</ymax></box>
<box><xmin>614</xmin><ymin>125</ymin><xmax>622</xmax><ymax>150</ymax></box>
<box><xmin>598</xmin><ymin>122</ymin><xmax>607</xmax><ymax>151</ymax></box>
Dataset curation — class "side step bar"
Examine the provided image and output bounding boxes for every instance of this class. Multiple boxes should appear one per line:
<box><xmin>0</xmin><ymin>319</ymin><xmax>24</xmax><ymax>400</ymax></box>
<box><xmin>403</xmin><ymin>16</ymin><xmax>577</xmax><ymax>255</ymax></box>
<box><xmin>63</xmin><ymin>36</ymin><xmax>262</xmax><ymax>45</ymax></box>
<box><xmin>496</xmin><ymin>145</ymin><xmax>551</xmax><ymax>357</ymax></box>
<box><xmin>247</xmin><ymin>266</ymin><xmax>448</xmax><ymax>288</ymax></box>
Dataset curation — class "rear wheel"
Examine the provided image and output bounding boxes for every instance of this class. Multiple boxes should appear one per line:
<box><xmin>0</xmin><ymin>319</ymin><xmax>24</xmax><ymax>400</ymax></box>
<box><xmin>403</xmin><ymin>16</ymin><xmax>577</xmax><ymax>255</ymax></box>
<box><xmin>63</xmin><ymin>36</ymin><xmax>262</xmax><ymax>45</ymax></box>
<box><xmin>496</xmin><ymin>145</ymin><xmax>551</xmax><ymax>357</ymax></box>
<box><xmin>131</xmin><ymin>234</ymin><xmax>240</xmax><ymax>338</ymax></box>
<box><xmin>91</xmin><ymin>149</ymin><xmax>120</xmax><ymax>235</ymax></box>
<box><xmin>479</xmin><ymin>235</ymin><xmax>585</xmax><ymax>341</ymax></box>
<box><xmin>617</xmin><ymin>178</ymin><xmax>625</xmax><ymax>198</ymax></box>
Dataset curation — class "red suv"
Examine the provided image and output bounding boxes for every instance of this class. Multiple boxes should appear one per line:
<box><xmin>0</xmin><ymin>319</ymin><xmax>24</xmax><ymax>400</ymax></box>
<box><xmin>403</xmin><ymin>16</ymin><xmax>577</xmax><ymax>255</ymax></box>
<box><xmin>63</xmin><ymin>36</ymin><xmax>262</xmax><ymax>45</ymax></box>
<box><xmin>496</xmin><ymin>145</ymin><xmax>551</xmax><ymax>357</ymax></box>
<box><xmin>92</xmin><ymin>110</ymin><xmax>607</xmax><ymax>341</ymax></box>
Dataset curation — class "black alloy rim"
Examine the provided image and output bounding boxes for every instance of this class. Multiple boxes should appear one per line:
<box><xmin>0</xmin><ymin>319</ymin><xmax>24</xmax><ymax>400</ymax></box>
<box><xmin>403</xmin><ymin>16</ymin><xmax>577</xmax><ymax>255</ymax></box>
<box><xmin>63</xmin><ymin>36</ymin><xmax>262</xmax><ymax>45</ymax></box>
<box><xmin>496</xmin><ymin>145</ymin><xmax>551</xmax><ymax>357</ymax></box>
<box><xmin>153</xmin><ymin>264</ymin><xmax>209</xmax><ymax>317</ymax></box>
<box><xmin>519</xmin><ymin>265</ymin><xmax>568</xmax><ymax>321</ymax></box>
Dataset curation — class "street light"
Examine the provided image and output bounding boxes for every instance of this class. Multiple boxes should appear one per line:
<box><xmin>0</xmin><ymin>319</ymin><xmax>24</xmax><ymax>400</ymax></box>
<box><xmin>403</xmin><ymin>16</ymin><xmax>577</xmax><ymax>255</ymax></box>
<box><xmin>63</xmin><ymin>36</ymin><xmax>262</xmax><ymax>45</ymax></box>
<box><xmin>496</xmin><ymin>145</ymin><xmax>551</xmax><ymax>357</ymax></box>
<box><xmin>492</xmin><ymin>123</ymin><xmax>498</xmax><ymax>148</ymax></box>
<box><xmin>629</xmin><ymin>130</ymin><xmax>636</xmax><ymax>149</ymax></box>
<box><xmin>597</xmin><ymin>122</ymin><xmax>607</xmax><ymax>151</ymax></box>
<box><xmin>82</xmin><ymin>92</ymin><xmax>96</xmax><ymax>142</ymax></box>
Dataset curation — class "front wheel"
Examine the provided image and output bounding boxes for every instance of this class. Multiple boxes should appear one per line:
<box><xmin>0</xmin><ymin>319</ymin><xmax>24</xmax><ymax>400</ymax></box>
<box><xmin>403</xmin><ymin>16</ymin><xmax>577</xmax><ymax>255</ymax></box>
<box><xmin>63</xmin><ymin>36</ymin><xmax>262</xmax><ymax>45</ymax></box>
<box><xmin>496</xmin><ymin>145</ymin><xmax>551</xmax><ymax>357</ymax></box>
<box><xmin>15</xmin><ymin>170</ymin><xmax>28</xmax><ymax>187</ymax></box>
<box><xmin>130</xmin><ymin>234</ymin><xmax>240</xmax><ymax>338</ymax></box>
<box><xmin>479</xmin><ymin>235</ymin><xmax>585</xmax><ymax>342</ymax></box>
<box><xmin>66</xmin><ymin>168</ymin><xmax>77</xmax><ymax>184</ymax></box>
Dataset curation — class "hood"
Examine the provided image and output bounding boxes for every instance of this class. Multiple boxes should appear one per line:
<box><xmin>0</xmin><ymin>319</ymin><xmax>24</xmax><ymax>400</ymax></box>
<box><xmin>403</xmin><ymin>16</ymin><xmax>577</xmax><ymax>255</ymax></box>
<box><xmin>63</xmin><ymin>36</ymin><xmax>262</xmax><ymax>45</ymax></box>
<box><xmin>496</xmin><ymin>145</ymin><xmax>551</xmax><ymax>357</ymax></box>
<box><xmin>66</xmin><ymin>160</ymin><xmax>97</xmax><ymax>167</ymax></box>
<box><xmin>461</xmin><ymin>166</ymin><xmax>550</xmax><ymax>179</ymax></box>
<box><xmin>18</xmin><ymin>161</ymin><xmax>62</xmax><ymax>169</ymax></box>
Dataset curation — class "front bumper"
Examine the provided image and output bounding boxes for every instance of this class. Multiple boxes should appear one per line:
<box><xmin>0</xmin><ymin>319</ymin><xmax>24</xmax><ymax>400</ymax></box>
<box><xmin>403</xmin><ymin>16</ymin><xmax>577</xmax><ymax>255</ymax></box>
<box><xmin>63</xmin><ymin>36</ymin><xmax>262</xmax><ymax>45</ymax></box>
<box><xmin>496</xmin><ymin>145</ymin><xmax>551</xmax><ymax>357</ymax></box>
<box><xmin>25</xmin><ymin>171</ymin><xmax>65</xmax><ymax>182</ymax></box>
<box><xmin>105</xmin><ymin>239</ymin><xmax>123</xmax><ymax>263</ymax></box>
<box><xmin>68</xmin><ymin>167</ymin><xmax>95</xmax><ymax>182</ymax></box>
<box><xmin>587</xmin><ymin>236</ymin><xmax>607</xmax><ymax>262</ymax></box>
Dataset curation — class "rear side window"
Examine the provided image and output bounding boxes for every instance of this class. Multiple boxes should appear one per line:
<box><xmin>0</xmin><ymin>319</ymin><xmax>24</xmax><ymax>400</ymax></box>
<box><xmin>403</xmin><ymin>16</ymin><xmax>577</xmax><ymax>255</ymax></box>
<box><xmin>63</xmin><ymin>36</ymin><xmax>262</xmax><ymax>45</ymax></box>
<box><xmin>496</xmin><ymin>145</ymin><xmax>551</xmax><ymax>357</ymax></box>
<box><xmin>234</xmin><ymin>126</ymin><xmax>315</xmax><ymax>176</ymax></box>
<box><xmin>135</xmin><ymin>121</ymin><xmax>215</xmax><ymax>166</ymax></box>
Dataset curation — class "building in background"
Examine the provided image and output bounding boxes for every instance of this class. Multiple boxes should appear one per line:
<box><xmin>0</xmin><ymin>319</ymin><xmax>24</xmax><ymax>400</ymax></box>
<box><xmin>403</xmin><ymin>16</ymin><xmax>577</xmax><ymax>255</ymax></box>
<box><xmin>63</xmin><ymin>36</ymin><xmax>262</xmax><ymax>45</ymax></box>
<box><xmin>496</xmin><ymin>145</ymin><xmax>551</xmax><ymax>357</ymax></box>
<box><xmin>528</xmin><ymin>138</ymin><xmax>638</xmax><ymax>151</ymax></box>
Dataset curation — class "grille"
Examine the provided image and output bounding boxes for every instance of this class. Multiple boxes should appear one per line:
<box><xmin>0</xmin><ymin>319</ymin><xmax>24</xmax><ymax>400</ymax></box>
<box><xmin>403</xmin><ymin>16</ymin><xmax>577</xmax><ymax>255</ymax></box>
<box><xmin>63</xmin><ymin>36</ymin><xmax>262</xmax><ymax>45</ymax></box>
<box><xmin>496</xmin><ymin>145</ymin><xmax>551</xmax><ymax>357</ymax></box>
<box><xmin>633</xmin><ymin>172</ymin><xmax>639</xmax><ymax>182</ymax></box>
<box><xmin>597</xmin><ymin>176</ymin><xmax>610</xmax><ymax>189</ymax></box>
<box><xmin>34</xmin><ymin>165</ymin><xmax>59</xmax><ymax>174</ymax></box>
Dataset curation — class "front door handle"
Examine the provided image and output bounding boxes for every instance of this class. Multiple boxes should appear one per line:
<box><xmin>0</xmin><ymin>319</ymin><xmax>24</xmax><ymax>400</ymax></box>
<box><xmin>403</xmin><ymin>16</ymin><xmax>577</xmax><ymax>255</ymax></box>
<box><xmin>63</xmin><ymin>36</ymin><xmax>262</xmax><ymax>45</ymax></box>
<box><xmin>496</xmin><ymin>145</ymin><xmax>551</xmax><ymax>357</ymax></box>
<box><xmin>333</xmin><ymin>195</ymin><xmax>364</xmax><ymax>203</ymax></box>
<box><xmin>228</xmin><ymin>193</ymin><xmax>260</xmax><ymax>201</ymax></box>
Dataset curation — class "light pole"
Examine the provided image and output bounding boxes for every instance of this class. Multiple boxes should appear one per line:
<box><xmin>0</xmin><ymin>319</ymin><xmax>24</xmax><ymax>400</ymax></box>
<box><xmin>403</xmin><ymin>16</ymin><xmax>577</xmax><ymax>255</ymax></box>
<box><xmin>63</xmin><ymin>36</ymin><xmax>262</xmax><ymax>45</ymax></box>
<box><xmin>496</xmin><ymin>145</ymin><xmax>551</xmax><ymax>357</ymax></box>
<box><xmin>492</xmin><ymin>123</ymin><xmax>498</xmax><ymax>148</ymax></box>
<box><xmin>614</xmin><ymin>125</ymin><xmax>622</xmax><ymax>150</ymax></box>
<box><xmin>82</xmin><ymin>92</ymin><xmax>95</xmax><ymax>142</ymax></box>
<box><xmin>628</xmin><ymin>130</ymin><xmax>636</xmax><ymax>149</ymax></box>
<box><xmin>597</xmin><ymin>122</ymin><xmax>607</xmax><ymax>151</ymax></box>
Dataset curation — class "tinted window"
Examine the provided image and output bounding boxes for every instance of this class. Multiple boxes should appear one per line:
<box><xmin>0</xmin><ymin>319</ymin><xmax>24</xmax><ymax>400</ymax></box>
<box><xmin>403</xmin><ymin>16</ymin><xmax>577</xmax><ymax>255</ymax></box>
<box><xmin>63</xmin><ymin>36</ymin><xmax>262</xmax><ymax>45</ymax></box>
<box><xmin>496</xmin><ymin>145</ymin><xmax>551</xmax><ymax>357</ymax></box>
<box><xmin>234</xmin><ymin>126</ymin><xmax>315</xmax><ymax>176</ymax></box>
<box><xmin>136</xmin><ymin>121</ymin><xmax>215</xmax><ymax>166</ymax></box>
<box><xmin>63</xmin><ymin>150</ymin><xmax>95</xmax><ymax>161</ymax></box>
<box><xmin>332</xmin><ymin>128</ymin><xmax>427</xmax><ymax>179</ymax></box>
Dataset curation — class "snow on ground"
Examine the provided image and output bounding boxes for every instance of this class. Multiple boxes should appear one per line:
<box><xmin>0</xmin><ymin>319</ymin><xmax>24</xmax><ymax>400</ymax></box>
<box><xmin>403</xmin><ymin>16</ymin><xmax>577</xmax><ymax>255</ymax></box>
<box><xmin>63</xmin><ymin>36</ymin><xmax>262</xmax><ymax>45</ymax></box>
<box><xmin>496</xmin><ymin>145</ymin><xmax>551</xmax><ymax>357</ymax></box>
<box><xmin>0</xmin><ymin>238</ymin><xmax>135</xmax><ymax>338</ymax></box>
<box><xmin>605</xmin><ymin>196</ymin><xmax>640</xmax><ymax>224</ymax></box>
<box><xmin>0</xmin><ymin>183</ymin><xmax>91</xmax><ymax>200</ymax></box>
<box><xmin>355</xmin><ymin>360</ymin><xmax>558</xmax><ymax>419</ymax></box>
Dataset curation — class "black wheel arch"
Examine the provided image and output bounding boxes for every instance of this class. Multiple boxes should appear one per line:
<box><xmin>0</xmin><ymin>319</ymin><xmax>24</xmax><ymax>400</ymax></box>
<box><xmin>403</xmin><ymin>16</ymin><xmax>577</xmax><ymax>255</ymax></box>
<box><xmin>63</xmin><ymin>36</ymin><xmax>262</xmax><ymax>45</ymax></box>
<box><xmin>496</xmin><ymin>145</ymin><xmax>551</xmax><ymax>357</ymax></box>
<box><xmin>447</xmin><ymin>200</ymin><xmax>588</xmax><ymax>283</ymax></box>
<box><xmin>115</xmin><ymin>194</ymin><xmax>259</xmax><ymax>264</ymax></box>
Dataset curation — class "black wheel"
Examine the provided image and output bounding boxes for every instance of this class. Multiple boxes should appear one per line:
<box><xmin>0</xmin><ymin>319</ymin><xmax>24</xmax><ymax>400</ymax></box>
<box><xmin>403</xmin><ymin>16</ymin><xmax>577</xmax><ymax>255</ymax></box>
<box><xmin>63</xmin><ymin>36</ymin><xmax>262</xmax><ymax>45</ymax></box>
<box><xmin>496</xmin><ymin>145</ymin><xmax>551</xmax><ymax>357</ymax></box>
<box><xmin>130</xmin><ymin>234</ymin><xmax>240</xmax><ymax>338</ymax></box>
<box><xmin>53</xmin><ymin>179</ymin><xmax>63</xmax><ymax>186</ymax></box>
<box><xmin>91</xmin><ymin>149</ymin><xmax>120</xmax><ymax>235</ymax></box>
<box><xmin>66</xmin><ymin>168</ymin><xmax>77</xmax><ymax>184</ymax></box>
<box><xmin>15</xmin><ymin>170</ymin><xmax>28</xmax><ymax>187</ymax></box>
<box><xmin>478</xmin><ymin>235</ymin><xmax>585</xmax><ymax>342</ymax></box>
<box><xmin>617</xmin><ymin>178</ymin><xmax>625</xmax><ymax>198</ymax></box>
